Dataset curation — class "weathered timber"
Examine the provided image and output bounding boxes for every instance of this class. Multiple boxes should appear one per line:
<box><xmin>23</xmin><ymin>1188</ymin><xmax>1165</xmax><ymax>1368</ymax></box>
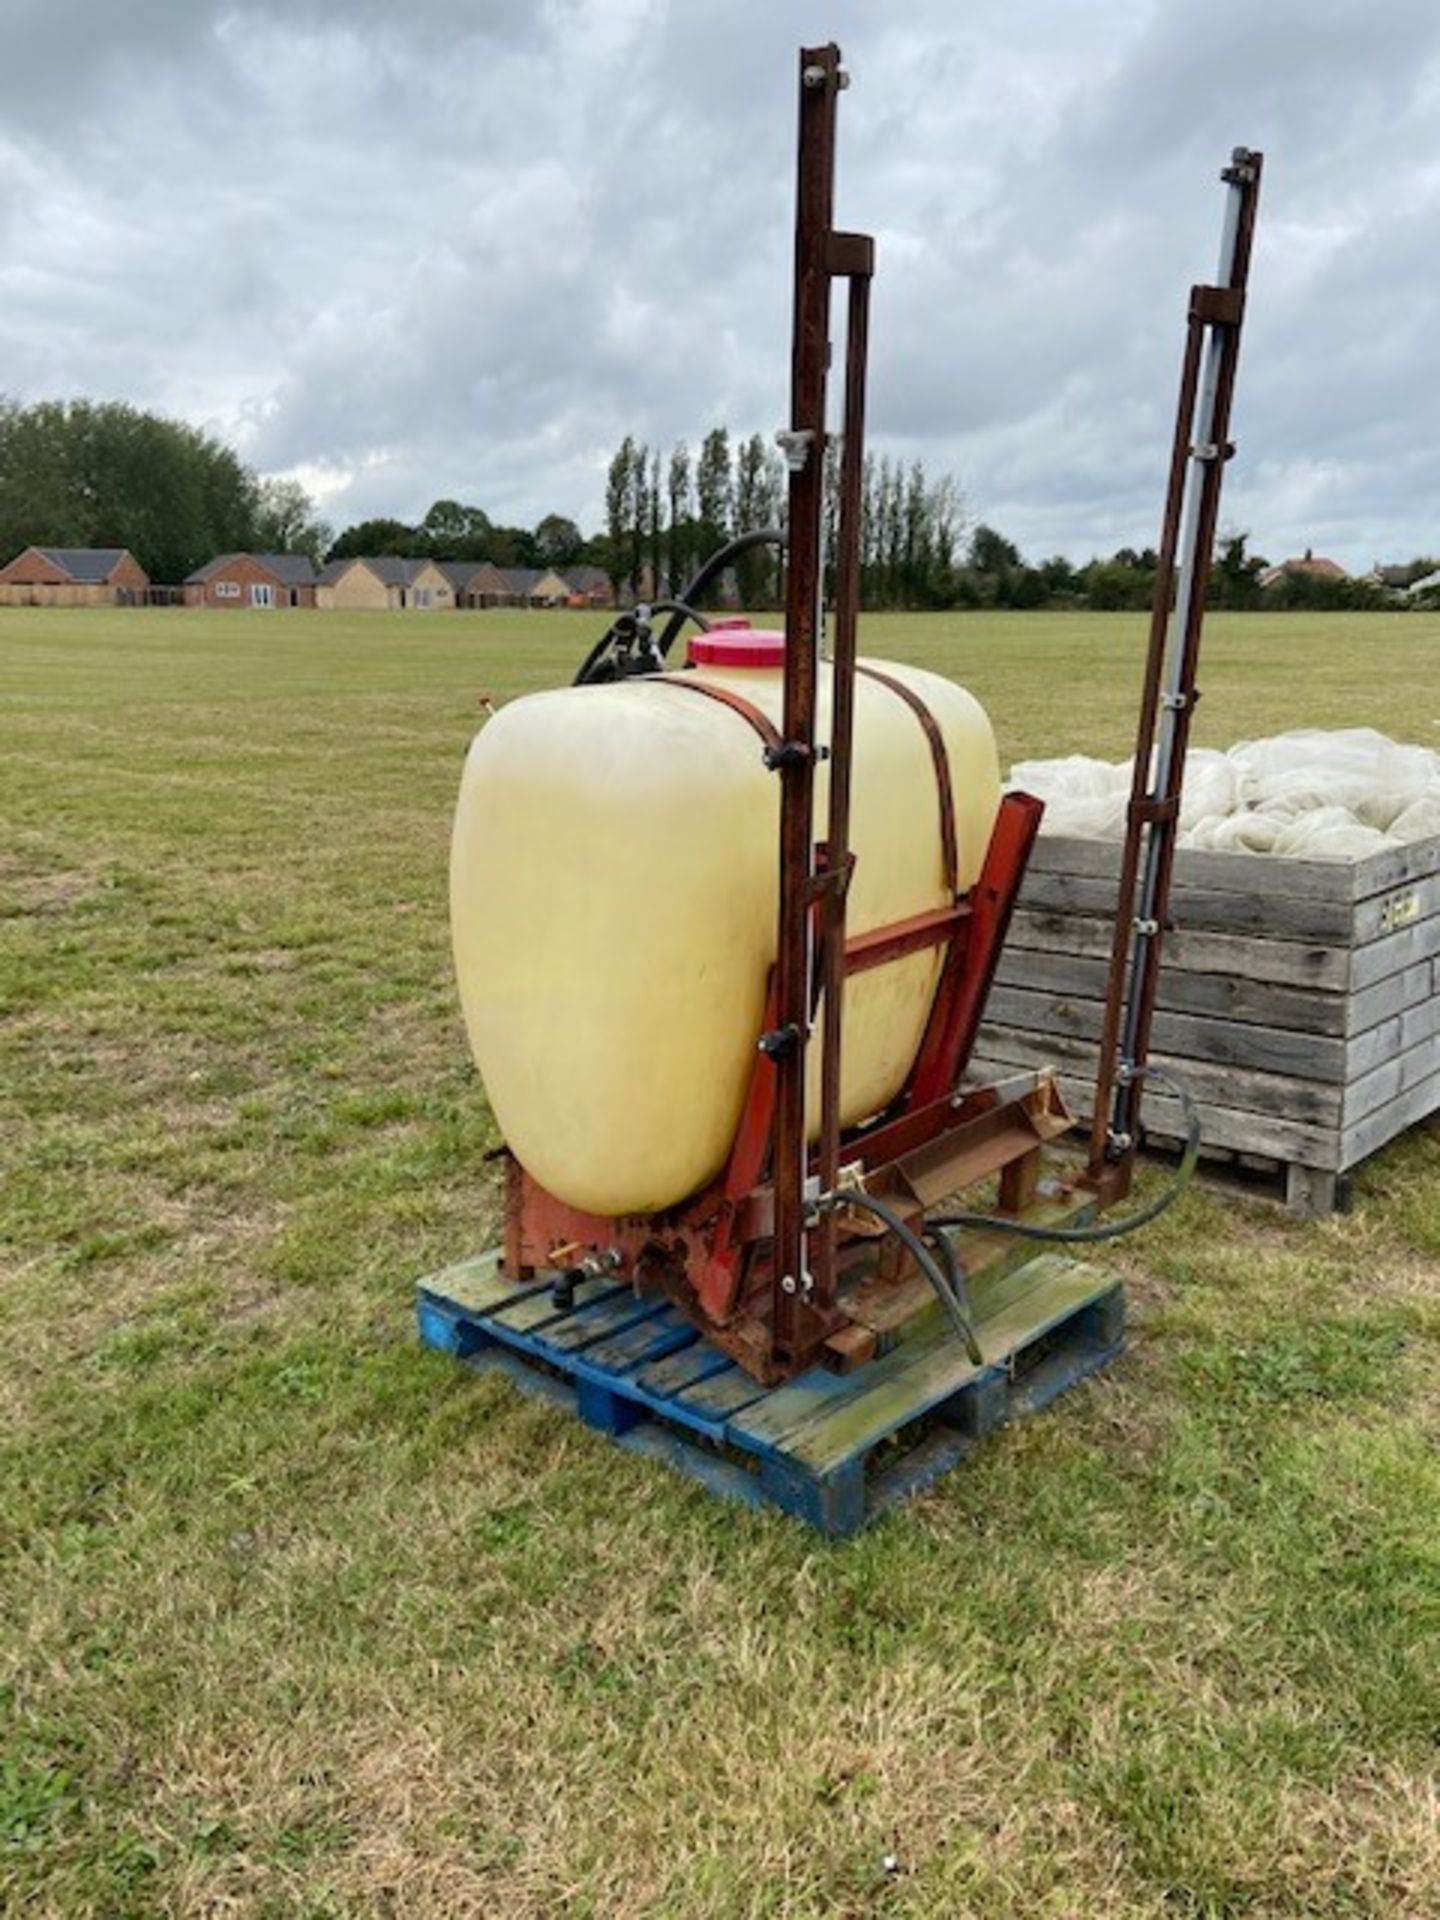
<box><xmin>987</xmin><ymin>983</ymin><xmax>1349</xmax><ymax>1082</ymax></box>
<box><xmin>997</xmin><ymin>945</ymin><xmax>1349</xmax><ymax>1035</ymax></box>
<box><xmin>1007</xmin><ymin>909</ymin><xmax>1349</xmax><ymax>990</ymax></box>
<box><xmin>977</xmin><ymin>830</ymin><xmax>1440</xmax><ymax>1213</ymax></box>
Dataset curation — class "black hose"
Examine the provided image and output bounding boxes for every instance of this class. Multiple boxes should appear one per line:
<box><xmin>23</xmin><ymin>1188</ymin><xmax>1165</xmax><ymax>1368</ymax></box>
<box><xmin>657</xmin><ymin>528</ymin><xmax>787</xmax><ymax>658</ymax></box>
<box><xmin>928</xmin><ymin>1067</ymin><xmax>1203</xmax><ymax>1246</ymax></box>
<box><xmin>646</xmin><ymin>597</ymin><xmax>711</xmax><ymax>634</ymax></box>
<box><xmin>573</xmin><ymin>598</ymin><xmax>714</xmax><ymax>687</ymax></box>
<box><xmin>821</xmin><ymin>1188</ymin><xmax>984</xmax><ymax>1366</ymax></box>
<box><xmin>922</xmin><ymin>1221</ymin><xmax>985</xmax><ymax>1368</ymax></box>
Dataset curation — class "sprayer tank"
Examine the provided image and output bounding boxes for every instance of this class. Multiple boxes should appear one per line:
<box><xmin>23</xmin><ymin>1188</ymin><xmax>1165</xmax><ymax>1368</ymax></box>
<box><xmin>450</xmin><ymin>634</ymin><xmax>1000</xmax><ymax>1217</ymax></box>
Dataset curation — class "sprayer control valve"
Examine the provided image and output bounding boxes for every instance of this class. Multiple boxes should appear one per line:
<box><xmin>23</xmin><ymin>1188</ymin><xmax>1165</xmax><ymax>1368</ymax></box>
<box><xmin>758</xmin><ymin>1022</ymin><xmax>803</xmax><ymax>1062</ymax></box>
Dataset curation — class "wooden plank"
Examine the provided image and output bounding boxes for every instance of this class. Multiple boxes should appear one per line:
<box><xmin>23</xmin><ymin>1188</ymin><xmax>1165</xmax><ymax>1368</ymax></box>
<box><xmin>417</xmin><ymin>1249</ymin><xmax>516</xmax><ymax>1315</ymax></box>
<box><xmin>1348</xmin><ymin>962</ymin><xmax>1433</xmax><ymax>1038</ymax></box>
<box><xmin>785</xmin><ymin>1256</ymin><xmax>1109</xmax><ymax>1478</ymax></box>
<box><xmin>634</xmin><ymin>1340</ymin><xmax>733</xmax><ymax>1400</ymax></box>
<box><xmin>1341</xmin><ymin>1069</ymin><xmax>1440</xmax><ymax>1167</ymax></box>
<box><xmin>728</xmin><ymin>1252</ymin><xmax>1061</xmax><ymax>1455</ymax></box>
<box><xmin>1285</xmin><ymin>1164</ymin><xmax>1340</xmax><ymax>1216</ymax></box>
<box><xmin>1029</xmin><ymin>833</ymin><xmax>1358</xmax><ymax>902</ymax></box>
<box><xmin>538</xmin><ymin>1292</ymin><xmax>667</xmax><ymax>1354</ymax></box>
<box><xmin>976</xmin><ymin>1023</ymin><xmax>1343</xmax><ymax>1125</ymax></box>
<box><xmin>994</xmin><ymin>946</ymin><xmax>1348</xmax><ymax>1035</ymax></box>
<box><xmin>1345</xmin><ymin>996</ymin><xmax>1440</xmax><ymax>1083</ymax></box>
<box><xmin>986</xmin><ymin>984</ymin><xmax>1348</xmax><ymax>1083</ymax></box>
<box><xmin>1351</xmin><ymin>834</ymin><xmax>1440</xmax><ymax>900</ymax></box>
<box><xmin>1342</xmin><ymin>1031</ymin><xmax>1440</xmax><ymax>1131</ymax></box>
<box><xmin>485</xmin><ymin>1276</ymin><xmax>628</xmax><ymax>1334</ymax></box>
<box><xmin>1031</xmin><ymin>831</ymin><xmax>1440</xmax><ymax>904</ymax></box>
<box><xmin>1017</xmin><ymin>868</ymin><xmax>1353</xmax><ymax>942</ymax></box>
<box><xmin>578</xmin><ymin>1308</ymin><xmax>698</xmax><ymax>1376</ymax></box>
<box><xmin>1006</xmin><ymin>908</ymin><xmax>1349</xmax><ymax>990</ymax></box>
<box><xmin>968</xmin><ymin>1053</ymin><xmax>1343</xmax><ymax>1169</ymax></box>
<box><xmin>678</xmin><ymin>1364</ymin><xmax>772</xmax><ymax>1422</ymax></box>
<box><xmin>1353</xmin><ymin>877</ymin><xmax>1439</xmax><ymax>945</ymax></box>
<box><xmin>1351</xmin><ymin>914</ymin><xmax>1440</xmax><ymax>991</ymax></box>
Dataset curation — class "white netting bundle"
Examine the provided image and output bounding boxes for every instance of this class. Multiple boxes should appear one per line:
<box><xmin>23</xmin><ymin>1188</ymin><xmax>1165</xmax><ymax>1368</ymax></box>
<box><xmin>1008</xmin><ymin>728</ymin><xmax>1440</xmax><ymax>860</ymax></box>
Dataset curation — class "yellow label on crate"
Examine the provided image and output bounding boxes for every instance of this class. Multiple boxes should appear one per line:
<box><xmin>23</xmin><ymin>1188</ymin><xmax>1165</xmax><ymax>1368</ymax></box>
<box><xmin>1380</xmin><ymin>891</ymin><xmax>1421</xmax><ymax>932</ymax></box>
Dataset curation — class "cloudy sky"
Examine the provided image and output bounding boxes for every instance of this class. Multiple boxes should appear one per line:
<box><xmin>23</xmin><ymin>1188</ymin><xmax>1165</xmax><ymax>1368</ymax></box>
<box><xmin>4</xmin><ymin>0</ymin><xmax>1439</xmax><ymax>568</ymax></box>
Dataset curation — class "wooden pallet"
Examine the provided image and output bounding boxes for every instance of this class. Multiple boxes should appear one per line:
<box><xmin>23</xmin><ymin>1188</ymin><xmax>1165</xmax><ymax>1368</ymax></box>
<box><xmin>416</xmin><ymin>1244</ymin><xmax>1123</xmax><ymax>1536</ymax></box>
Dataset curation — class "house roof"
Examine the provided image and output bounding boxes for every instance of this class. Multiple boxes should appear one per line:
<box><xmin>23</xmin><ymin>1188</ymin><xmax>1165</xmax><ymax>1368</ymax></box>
<box><xmin>565</xmin><ymin>565</ymin><xmax>611</xmax><ymax>591</ymax></box>
<box><xmin>502</xmin><ymin>568</ymin><xmax>545</xmax><ymax>593</ymax></box>
<box><xmin>1259</xmin><ymin>552</ymin><xmax>1348</xmax><ymax>588</ymax></box>
<box><xmin>317</xmin><ymin>554</ymin><xmax>432</xmax><ymax>587</ymax></box>
<box><xmin>33</xmin><ymin>546</ymin><xmax>134</xmax><ymax>583</ymax></box>
<box><xmin>369</xmin><ymin>555</ymin><xmax>429</xmax><ymax>587</ymax></box>
<box><xmin>185</xmin><ymin>551</ymin><xmax>317</xmax><ymax>586</ymax></box>
<box><xmin>437</xmin><ymin>559</ymin><xmax>504</xmax><ymax>587</ymax></box>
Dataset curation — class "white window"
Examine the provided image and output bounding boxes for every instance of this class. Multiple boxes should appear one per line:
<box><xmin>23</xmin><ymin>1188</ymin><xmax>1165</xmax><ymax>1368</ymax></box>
<box><xmin>216</xmin><ymin>580</ymin><xmax>240</xmax><ymax>598</ymax></box>
<box><xmin>251</xmin><ymin>583</ymin><xmax>274</xmax><ymax>608</ymax></box>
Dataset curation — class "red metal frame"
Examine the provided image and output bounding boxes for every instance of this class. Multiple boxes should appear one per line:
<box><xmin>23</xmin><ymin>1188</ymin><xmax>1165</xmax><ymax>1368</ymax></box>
<box><xmin>499</xmin><ymin>781</ymin><xmax>1046</xmax><ymax>1382</ymax></box>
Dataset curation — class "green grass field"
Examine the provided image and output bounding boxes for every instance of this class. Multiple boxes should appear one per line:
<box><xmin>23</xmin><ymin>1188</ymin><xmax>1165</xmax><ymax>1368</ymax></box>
<box><xmin>3</xmin><ymin>606</ymin><xmax>1438</xmax><ymax>1918</ymax></box>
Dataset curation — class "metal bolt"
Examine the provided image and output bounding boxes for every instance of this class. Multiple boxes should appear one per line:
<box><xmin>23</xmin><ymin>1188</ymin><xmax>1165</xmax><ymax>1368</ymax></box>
<box><xmin>802</xmin><ymin>63</ymin><xmax>827</xmax><ymax>89</ymax></box>
<box><xmin>780</xmin><ymin>1274</ymin><xmax>798</xmax><ymax>1295</ymax></box>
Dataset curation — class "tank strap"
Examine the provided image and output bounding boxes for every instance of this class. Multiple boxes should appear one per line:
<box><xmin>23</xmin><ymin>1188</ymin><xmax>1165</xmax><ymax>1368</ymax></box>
<box><xmin>856</xmin><ymin>665</ymin><xmax>960</xmax><ymax>898</ymax></box>
<box><xmin>656</xmin><ymin>667</ymin><xmax>959</xmax><ymax>898</ymax></box>
<box><xmin>647</xmin><ymin>674</ymin><xmax>784</xmax><ymax>753</ymax></box>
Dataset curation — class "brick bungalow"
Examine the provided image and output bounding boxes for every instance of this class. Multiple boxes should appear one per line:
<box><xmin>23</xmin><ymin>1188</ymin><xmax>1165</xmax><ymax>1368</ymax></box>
<box><xmin>440</xmin><ymin>560</ymin><xmax>515</xmax><ymax>608</ymax></box>
<box><xmin>0</xmin><ymin>545</ymin><xmax>149</xmax><ymax>606</ymax></box>
<box><xmin>316</xmin><ymin>556</ymin><xmax>454</xmax><ymax>611</ymax></box>
<box><xmin>184</xmin><ymin>552</ymin><xmax>319</xmax><ymax>608</ymax></box>
<box><xmin>502</xmin><ymin>566</ymin><xmax>575</xmax><ymax>607</ymax></box>
<box><xmin>564</xmin><ymin>564</ymin><xmax>615</xmax><ymax>609</ymax></box>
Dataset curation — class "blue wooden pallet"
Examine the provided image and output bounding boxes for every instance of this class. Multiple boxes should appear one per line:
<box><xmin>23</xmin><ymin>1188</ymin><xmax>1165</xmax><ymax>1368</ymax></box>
<box><xmin>416</xmin><ymin>1248</ymin><xmax>1123</xmax><ymax>1536</ymax></box>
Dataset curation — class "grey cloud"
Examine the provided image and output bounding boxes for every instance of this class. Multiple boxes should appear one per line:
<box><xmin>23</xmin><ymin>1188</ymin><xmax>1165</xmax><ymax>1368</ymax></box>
<box><xmin>3</xmin><ymin>0</ymin><xmax>1440</xmax><ymax>567</ymax></box>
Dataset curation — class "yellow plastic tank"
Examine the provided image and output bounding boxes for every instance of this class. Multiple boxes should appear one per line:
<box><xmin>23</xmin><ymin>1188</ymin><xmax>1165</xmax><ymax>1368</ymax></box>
<box><xmin>450</xmin><ymin>628</ymin><xmax>1000</xmax><ymax>1216</ymax></box>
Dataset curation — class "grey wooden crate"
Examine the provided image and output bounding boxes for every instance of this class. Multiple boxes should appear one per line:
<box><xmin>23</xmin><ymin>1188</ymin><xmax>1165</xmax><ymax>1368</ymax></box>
<box><xmin>976</xmin><ymin>832</ymin><xmax>1440</xmax><ymax>1215</ymax></box>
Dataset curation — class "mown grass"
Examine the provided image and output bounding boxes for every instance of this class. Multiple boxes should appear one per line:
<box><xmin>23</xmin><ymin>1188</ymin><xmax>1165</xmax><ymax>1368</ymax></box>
<box><xmin>2</xmin><ymin>605</ymin><xmax>1438</xmax><ymax>1918</ymax></box>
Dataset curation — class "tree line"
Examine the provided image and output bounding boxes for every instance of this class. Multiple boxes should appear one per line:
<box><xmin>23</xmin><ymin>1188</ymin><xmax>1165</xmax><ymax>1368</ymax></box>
<box><xmin>4</xmin><ymin>393</ymin><xmax>1422</xmax><ymax>610</ymax></box>
<box><xmin>601</xmin><ymin>426</ymin><xmax>1429</xmax><ymax>613</ymax></box>
<box><xmin>0</xmin><ymin>396</ymin><xmax>598</xmax><ymax>585</ymax></box>
<box><xmin>0</xmin><ymin>397</ymin><xmax>331</xmax><ymax>586</ymax></box>
<box><xmin>602</xmin><ymin>428</ymin><xmax>966</xmax><ymax>609</ymax></box>
<box><xmin>327</xmin><ymin>504</ymin><xmax>598</xmax><ymax>571</ymax></box>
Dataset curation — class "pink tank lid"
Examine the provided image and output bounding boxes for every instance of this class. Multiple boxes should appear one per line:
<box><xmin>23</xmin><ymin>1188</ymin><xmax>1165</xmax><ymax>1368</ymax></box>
<box><xmin>687</xmin><ymin>618</ymin><xmax>786</xmax><ymax>668</ymax></box>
